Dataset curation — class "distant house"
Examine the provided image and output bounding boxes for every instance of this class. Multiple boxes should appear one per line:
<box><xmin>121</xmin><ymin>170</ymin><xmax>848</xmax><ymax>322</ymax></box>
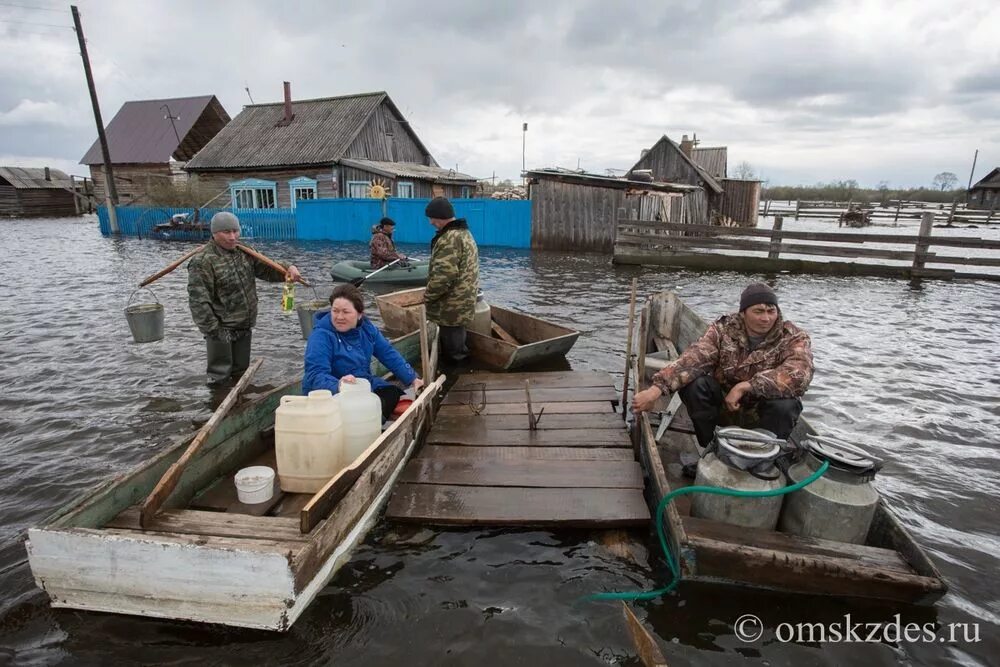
<box><xmin>628</xmin><ymin>134</ymin><xmax>759</xmax><ymax>227</ymax></box>
<box><xmin>0</xmin><ymin>166</ymin><xmax>79</xmax><ymax>217</ymax></box>
<box><xmin>525</xmin><ymin>167</ymin><xmax>703</xmax><ymax>252</ymax></box>
<box><xmin>968</xmin><ymin>168</ymin><xmax>1000</xmax><ymax>210</ymax></box>
<box><xmin>184</xmin><ymin>87</ymin><xmax>478</xmax><ymax>209</ymax></box>
<box><xmin>80</xmin><ymin>95</ymin><xmax>231</xmax><ymax>204</ymax></box>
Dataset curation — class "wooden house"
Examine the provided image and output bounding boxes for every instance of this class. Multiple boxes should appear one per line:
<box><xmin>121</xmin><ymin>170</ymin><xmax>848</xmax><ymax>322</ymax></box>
<box><xmin>968</xmin><ymin>168</ymin><xmax>1000</xmax><ymax>210</ymax></box>
<box><xmin>80</xmin><ymin>95</ymin><xmax>231</xmax><ymax>204</ymax></box>
<box><xmin>629</xmin><ymin>135</ymin><xmax>759</xmax><ymax>227</ymax></box>
<box><xmin>525</xmin><ymin>168</ymin><xmax>703</xmax><ymax>252</ymax></box>
<box><xmin>0</xmin><ymin>167</ymin><xmax>79</xmax><ymax>218</ymax></box>
<box><xmin>183</xmin><ymin>87</ymin><xmax>478</xmax><ymax>209</ymax></box>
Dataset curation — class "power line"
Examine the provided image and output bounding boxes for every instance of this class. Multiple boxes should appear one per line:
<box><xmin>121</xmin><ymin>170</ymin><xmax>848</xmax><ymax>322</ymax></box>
<box><xmin>0</xmin><ymin>1</ymin><xmax>64</xmax><ymax>12</ymax></box>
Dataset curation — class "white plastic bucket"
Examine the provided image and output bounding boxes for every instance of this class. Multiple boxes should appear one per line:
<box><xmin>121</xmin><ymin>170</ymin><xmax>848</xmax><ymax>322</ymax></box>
<box><xmin>234</xmin><ymin>466</ymin><xmax>275</xmax><ymax>504</ymax></box>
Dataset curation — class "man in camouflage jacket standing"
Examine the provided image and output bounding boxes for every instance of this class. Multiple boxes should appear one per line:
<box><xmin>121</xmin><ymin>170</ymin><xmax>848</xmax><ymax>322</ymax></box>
<box><xmin>369</xmin><ymin>217</ymin><xmax>408</xmax><ymax>269</ymax></box>
<box><xmin>423</xmin><ymin>196</ymin><xmax>479</xmax><ymax>362</ymax></box>
<box><xmin>188</xmin><ymin>212</ymin><xmax>301</xmax><ymax>384</ymax></box>
<box><xmin>632</xmin><ymin>283</ymin><xmax>813</xmax><ymax>448</ymax></box>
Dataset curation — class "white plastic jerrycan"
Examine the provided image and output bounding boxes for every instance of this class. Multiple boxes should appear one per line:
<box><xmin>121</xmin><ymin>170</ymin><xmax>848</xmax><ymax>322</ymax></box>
<box><xmin>335</xmin><ymin>378</ymin><xmax>382</xmax><ymax>465</ymax></box>
<box><xmin>274</xmin><ymin>389</ymin><xmax>345</xmax><ymax>493</ymax></box>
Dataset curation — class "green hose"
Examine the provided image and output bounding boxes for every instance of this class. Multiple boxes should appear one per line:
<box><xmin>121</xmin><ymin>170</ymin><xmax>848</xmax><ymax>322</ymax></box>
<box><xmin>584</xmin><ymin>459</ymin><xmax>830</xmax><ymax>602</ymax></box>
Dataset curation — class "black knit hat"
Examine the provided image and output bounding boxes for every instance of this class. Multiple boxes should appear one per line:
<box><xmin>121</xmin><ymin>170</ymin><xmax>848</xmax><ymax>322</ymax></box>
<box><xmin>379</xmin><ymin>217</ymin><xmax>396</xmax><ymax>227</ymax></box>
<box><xmin>424</xmin><ymin>196</ymin><xmax>455</xmax><ymax>220</ymax></box>
<box><xmin>739</xmin><ymin>283</ymin><xmax>778</xmax><ymax>312</ymax></box>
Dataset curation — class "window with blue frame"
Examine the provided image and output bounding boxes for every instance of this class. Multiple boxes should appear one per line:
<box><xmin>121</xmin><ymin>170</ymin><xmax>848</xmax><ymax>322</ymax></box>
<box><xmin>347</xmin><ymin>181</ymin><xmax>370</xmax><ymax>198</ymax></box>
<box><xmin>230</xmin><ymin>178</ymin><xmax>277</xmax><ymax>209</ymax></box>
<box><xmin>396</xmin><ymin>181</ymin><xmax>414</xmax><ymax>198</ymax></box>
<box><xmin>289</xmin><ymin>176</ymin><xmax>317</xmax><ymax>208</ymax></box>
<box><xmin>460</xmin><ymin>185</ymin><xmax>471</xmax><ymax>198</ymax></box>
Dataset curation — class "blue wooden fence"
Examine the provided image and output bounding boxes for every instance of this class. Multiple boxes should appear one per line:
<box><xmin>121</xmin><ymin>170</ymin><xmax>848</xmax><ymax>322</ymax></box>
<box><xmin>98</xmin><ymin>198</ymin><xmax>531</xmax><ymax>248</ymax></box>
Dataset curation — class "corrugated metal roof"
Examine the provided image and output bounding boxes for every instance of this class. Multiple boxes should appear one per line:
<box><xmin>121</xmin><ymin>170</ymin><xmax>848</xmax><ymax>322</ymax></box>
<box><xmin>80</xmin><ymin>95</ymin><xmax>229</xmax><ymax>165</ymax></box>
<box><xmin>186</xmin><ymin>92</ymin><xmax>400</xmax><ymax>170</ymax></box>
<box><xmin>692</xmin><ymin>146</ymin><xmax>728</xmax><ymax>179</ymax></box>
<box><xmin>0</xmin><ymin>166</ymin><xmax>73</xmax><ymax>189</ymax></box>
<box><xmin>525</xmin><ymin>168</ymin><xmax>701</xmax><ymax>193</ymax></box>
<box><xmin>340</xmin><ymin>158</ymin><xmax>477</xmax><ymax>183</ymax></box>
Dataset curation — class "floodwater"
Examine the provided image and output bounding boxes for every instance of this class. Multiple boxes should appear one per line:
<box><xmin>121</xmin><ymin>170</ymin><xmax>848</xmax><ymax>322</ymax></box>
<box><xmin>1</xmin><ymin>216</ymin><xmax>997</xmax><ymax>666</ymax></box>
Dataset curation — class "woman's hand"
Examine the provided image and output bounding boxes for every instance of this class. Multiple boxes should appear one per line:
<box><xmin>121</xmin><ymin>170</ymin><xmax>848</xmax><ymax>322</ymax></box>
<box><xmin>339</xmin><ymin>375</ymin><xmax>357</xmax><ymax>389</ymax></box>
<box><xmin>631</xmin><ymin>386</ymin><xmax>663</xmax><ymax>413</ymax></box>
<box><xmin>412</xmin><ymin>378</ymin><xmax>425</xmax><ymax>393</ymax></box>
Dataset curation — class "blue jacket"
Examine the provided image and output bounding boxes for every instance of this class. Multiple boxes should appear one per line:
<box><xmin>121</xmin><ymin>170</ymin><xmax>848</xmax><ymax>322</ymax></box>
<box><xmin>302</xmin><ymin>312</ymin><xmax>417</xmax><ymax>395</ymax></box>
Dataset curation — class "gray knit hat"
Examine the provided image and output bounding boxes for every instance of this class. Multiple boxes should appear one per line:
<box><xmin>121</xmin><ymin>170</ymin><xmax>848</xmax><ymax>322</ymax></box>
<box><xmin>210</xmin><ymin>211</ymin><xmax>241</xmax><ymax>233</ymax></box>
<box><xmin>424</xmin><ymin>196</ymin><xmax>455</xmax><ymax>220</ymax></box>
<box><xmin>739</xmin><ymin>283</ymin><xmax>778</xmax><ymax>312</ymax></box>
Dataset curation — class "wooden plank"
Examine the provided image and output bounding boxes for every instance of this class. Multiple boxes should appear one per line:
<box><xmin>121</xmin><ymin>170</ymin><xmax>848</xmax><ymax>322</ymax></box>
<box><xmin>441</xmin><ymin>386</ymin><xmax>617</xmax><ymax>405</ymax></box>
<box><xmin>451</xmin><ymin>370</ymin><xmax>612</xmax><ymax>390</ymax></box>
<box><xmin>427</xmin><ymin>427</ymin><xmax>631</xmax><ymax>447</ymax></box>
<box><xmin>417</xmin><ymin>445</ymin><xmax>635</xmax><ymax>461</ymax></box>
<box><xmin>104</xmin><ymin>506</ymin><xmax>309</xmax><ymax>542</ymax></box>
<box><xmin>491</xmin><ymin>320</ymin><xmax>520</xmax><ymax>345</ymax></box>
<box><xmin>398</xmin><ymin>459</ymin><xmax>644</xmax><ymax>488</ymax></box>
<box><xmin>189</xmin><ymin>448</ymin><xmax>284</xmax><ymax>516</ymax></box>
<box><xmin>299</xmin><ymin>375</ymin><xmax>444</xmax><ymax>532</ymax></box>
<box><xmin>622</xmin><ymin>603</ymin><xmax>668</xmax><ymax>667</ymax></box>
<box><xmin>436</xmin><ymin>401</ymin><xmax>614</xmax><ymax>416</ymax></box>
<box><xmin>431</xmin><ymin>412</ymin><xmax>625</xmax><ymax>431</ymax></box>
<box><xmin>681</xmin><ymin>516</ymin><xmax>912</xmax><ymax>573</ymax></box>
<box><xmin>386</xmin><ymin>484</ymin><xmax>650</xmax><ymax>526</ymax></box>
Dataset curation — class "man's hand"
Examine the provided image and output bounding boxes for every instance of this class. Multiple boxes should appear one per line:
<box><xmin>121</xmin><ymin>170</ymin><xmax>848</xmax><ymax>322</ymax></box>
<box><xmin>286</xmin><ymin>265</ymin><xmax>303</xmax><ymax>283</ymax></box>
<box><xmin>724</xmin><ymin>381</ymin><xmax>752</xmax><ymax>412</ymax></box>
<box><xmin>631</xmin><ymin>386</ymin><xmax>663</xmax><ymax>413</ymax></box>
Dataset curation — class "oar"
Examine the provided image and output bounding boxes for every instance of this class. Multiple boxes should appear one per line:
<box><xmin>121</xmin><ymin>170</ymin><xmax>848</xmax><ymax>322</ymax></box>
<box><xmin>350</xmin><ymin>258</ymin><xmax>401</xmax><ymax>287</ymax></box>
<box><xmin>140</xmin><ymin>358</ymin><xmax>263</xmax><ymax>529</ymax></box>
<box><xmin>138</xmin><ymin>244</ymin><xmax>206</xmax><ymax>287</ymax></box>
<box><xmin>237</xmin><ymin>244</ymin><xmax>310</xmax><ymax>286</ymax></box>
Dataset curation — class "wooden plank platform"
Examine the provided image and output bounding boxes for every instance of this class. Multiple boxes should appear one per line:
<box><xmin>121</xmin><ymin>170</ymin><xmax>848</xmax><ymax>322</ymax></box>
<box><xmin>387</xmin><ymin>371</ymin><xmax>649</xmax><ymax>527</ymax></box>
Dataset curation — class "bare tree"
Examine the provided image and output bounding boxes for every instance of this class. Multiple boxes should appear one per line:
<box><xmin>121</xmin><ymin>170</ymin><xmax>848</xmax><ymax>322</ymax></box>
<box><xmin>932</xmin><ymin>172</ymin><xmax>959</xmax><ymax>191</ymax></box>
<box><xmin>733</xmin><ymin>161</ymin><xmax>756</xmax><ymax>179</ymax></box>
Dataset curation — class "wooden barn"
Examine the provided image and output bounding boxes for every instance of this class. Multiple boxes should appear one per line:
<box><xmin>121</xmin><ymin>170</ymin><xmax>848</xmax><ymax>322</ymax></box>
<box><xmin>525</xmin><ymin>168</ymin><xmax>702</xmax><ymax>252</ymax></box>
<box><xmin>184</xmin><ymin>86</ymin><xmax>477</xmax><ymax>209</ymax></box>
<box><xmin>629</xmin><ymin>134</ymin><xmax>759</xmax><ymax>227</ymax></box>
<box><xmin>968</xmin><ymin>168</ymin><xmax>1000</xmax><ymax>211</ymax></box>
<box><xmin>80</xmin><ymin>95</ymin><xmax>231</xmax><ymax>204</ymax></box>
<box><xmin>0</xmin><ymin>167</ymin><xmax>79</xmax><ymax>218</ymax></box>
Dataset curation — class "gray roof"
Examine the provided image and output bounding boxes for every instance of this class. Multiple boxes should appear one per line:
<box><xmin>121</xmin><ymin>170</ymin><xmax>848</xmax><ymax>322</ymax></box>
<box><xmin>691</xmin><ymin>146</ymin><xmax>728</xmax><ymax>179</ymax></box>
<box><xmin>80</xmin><ymin>95</ymin><xmax>229</xmax><ymax>165</ymax></box>
<box><xmin>340</xmin><ymin>158</ymin><xmax>477</xmax><ymax>183</ymax></box>
<box><xmin>629</xmin><ymin>136</ymin><xmax>724</xmax><ymax>194</ymax></box>
<box><xmin>525</xmin><ymin>168</ymin><xmax>702</xmax><ymax>193</ymax></box>
<box><xmin>185</xmin><ymin>91</ymin><xmax>431</xmax><ymax>171</ymax></box>
<box><xmin>0</xmin><ymin>166</ymin><xmax>73</xmax><ymax>189</ymax></box>
<box><xmin>971</xmin><ymin>167</ymin><xmax>1000</xmax><ymax>190</ymax></box>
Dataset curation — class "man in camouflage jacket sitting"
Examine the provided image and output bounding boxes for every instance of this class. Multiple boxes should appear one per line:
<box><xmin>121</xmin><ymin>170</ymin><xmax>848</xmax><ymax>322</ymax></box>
<box><xmin>369</xmin><ymin>217</ymin><xmax>408</xmax><ymax>269</ymax></box>
<box><xmin>632</xmin><ymin>283</ymin><xmax>814</xmax><ymax>448</ymax></box>
<box><xmin>187</xmin><ymin>212</ymin><xmax>301</xmax><ymax>384</ymax></box>
<box><xmin>423</xmin><ymin>196</ymin><xmax>479</xmax><ymax>362</ymax></box>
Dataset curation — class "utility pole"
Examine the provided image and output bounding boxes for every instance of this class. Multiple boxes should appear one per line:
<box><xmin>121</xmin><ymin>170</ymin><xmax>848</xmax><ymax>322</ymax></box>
<box><xmin>522</xmin><ymin>122</ymin><xmax>527</xmax><ymax>185</ymax></box>
<box><xmin>967</xmin><ymin>148</ymin><xmax>979</xmax><ymax>193</ymax></box>
<box><xmin>161</xmin><ymin>104</ymin><xmax>182</xmax><ymax>146</ymax></box>
<box><xmin>71</xmin><ymin>5</ymin><xmax>119</xmax><ymax>233</ymax></box>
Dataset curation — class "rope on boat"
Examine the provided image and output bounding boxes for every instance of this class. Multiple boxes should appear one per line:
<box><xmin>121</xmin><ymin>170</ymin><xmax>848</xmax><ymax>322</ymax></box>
<box><xmin>583</xmin><ymin>460</ymin><xmax>830</xmax><ymax>602</ymax></box>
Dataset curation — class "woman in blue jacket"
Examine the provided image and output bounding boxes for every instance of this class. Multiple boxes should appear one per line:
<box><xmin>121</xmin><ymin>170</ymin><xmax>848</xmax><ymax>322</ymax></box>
<box><xmin>303</xmin><ymin>284</ymin><xmax>424</xmax><ymax>419</ymax></box>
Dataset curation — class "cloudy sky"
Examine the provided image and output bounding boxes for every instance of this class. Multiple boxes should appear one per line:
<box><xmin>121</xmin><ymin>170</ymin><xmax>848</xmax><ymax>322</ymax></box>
<box><xmin>1</xmin><ymin>0</ymin><xmax>998</xmax><ymax>188</ymax></box>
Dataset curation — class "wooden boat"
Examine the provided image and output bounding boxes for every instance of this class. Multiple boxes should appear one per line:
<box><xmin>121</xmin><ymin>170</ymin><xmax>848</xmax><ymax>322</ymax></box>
<box><xmin>25</xmin><ymin>329</ymin><xmax>443</xmax><ymax>631</ymax></box>
<box><xmin>376</xmin><ymin>287</ymin><xmax>580</xmax><ymax>371</ymax></box>
<box><xmin>631</xmin><ymin>290</ymin><xmax>948</xmax><ymax>605</ymax></box>
<box><xmin>330</xmin><ymin>259</ymin><xmax>429</xmax><ymax>286</ymax></box>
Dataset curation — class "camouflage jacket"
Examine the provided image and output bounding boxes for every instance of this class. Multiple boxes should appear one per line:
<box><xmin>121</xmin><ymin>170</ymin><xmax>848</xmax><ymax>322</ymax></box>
<box><xmin>652</xmin><ymin>312</ymin><xmax>814</xmax><ymax>400</ymax></box>
<box><xmin>370</xmin><ymin>228</ymin><xmax>404</xmax><ymax>269</ymax></box>
<box><xmin>187</xmin><ymin>241</ymin><xmax>287</xmax><ymax>336</ymax></box>
<box><xmin>424</xmin><ymin>219</ymin><xmax>480</xmax><ymax>327</ymax></box>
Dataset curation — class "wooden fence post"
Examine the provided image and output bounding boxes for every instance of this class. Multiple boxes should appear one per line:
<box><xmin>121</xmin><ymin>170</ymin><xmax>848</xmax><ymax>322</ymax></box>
<box><xmin>893</xmin><ymin>199</ymin><xmax>902</xmax><ymax>226</ymax></box>
<box><xmin>768</xmin><ymin>216</ymin><xmax>784</xmax><ymax>260</ymax></box>
<box><xmin>794</xmin><ymin>200</ymin><xmax>801</xmax><ymax>220</ymax></box>
<box><xmin>946</xmin><ymin>199</ymin><xmax>958</xmax><ymax>227</ymax></box>
<box><xmin>911</xmin><ymin>212</ymin><xmax>935</xmax><ymax>278</ymax></box>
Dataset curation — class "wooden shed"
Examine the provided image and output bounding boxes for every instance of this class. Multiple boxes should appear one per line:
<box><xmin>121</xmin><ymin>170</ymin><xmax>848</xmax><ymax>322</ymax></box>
<box><xmin>968</xmin><ymin>168</ymin><xmax>1000</xmax><ymax>211</ymax></box>
<box><xmin>0</xmin><ymin>167</ymin><xmax>79</xmax><ymax>218</ymax></box>
<box><xmin>81</xmin><ymin>95</ymin><xmax>230</xmax><ymax>205</ymax></box>
<box><xmin>525</xmin><ymin>168</ymin><xmax>703</xmax><ymax>252</ymax></box>
<box><xmin>184</xmin><ymin>87</ymin><xmax>477</xmax><ymax>209</ymax></box>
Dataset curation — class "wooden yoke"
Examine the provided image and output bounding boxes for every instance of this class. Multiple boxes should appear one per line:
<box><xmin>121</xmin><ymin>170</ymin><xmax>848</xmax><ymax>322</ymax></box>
<box><xmin>237</xmin><ymin>244</ymin><xmax>310</xmax><ymax>286</ymax></box>
<box><xmin>138</xmin><ymin>244</ymin><xmax>205</xmax><ymax>287</ymax></box>
<box><xmin>140</xmin><ymin>359</ymin><xmax>263</xmax><ymax>528</ymax></box>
